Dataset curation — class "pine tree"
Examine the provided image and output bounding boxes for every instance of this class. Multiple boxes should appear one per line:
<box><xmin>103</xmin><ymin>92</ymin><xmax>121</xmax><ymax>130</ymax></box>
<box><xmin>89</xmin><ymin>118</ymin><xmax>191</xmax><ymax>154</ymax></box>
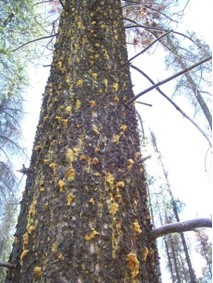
<box><xmin>6</xmin><ymin>1</ymin><xmax>160</xmax><ymax>282</ymax></box>
<box><xmin>0</xmin><ymin>1</ymin><xmax>44</xmax><ymax>281</ymax></box>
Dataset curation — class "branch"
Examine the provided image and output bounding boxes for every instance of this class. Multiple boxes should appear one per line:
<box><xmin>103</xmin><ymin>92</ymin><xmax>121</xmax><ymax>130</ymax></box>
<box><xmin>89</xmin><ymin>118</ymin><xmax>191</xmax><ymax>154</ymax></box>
<box><xmin>12</xmin><ymin>34</ymin><xmax>58</xmax><ymax>52</ymax></box>
<box><xmin>58</xmin><ymin>0</ymin><xmax>68</xmax><ymax>12</ymax></box>
<box><xmin>127</xmin><ymin>55</ymin><xmax>212</xmax><ymax>105</ymax></box>
<box><xmin>141</xmin><ymin>154</ymin><xmax>151</xmax><ymax>162</ymax></box>
<box><xmin>129</xmin><ymin>65</ymin><xmax>212</xmax><ymax>147</ymax></box>
<box><xmin>125</xmin><ymin>25</ymin><xmax>162</xmax><ymax>30</ymax></box>
<box><xmin>34</xmin><ymin>0</ymin><xmax>52</xmax><ymax>6</ymax></box>
<box><xmin>135</xmin><ymin>109</ymin><xmax>144</xmax><ymax>135</ymax></box>
<box><xmin>124</xmin><ymin>18</ymin><xmax>205</xmax><ymax>53</ymax></box>
<box><xmin>0</xmin><ymin>261</ymin><xmax>15</xmax><ymax>269</ymax></box>
<box><xmin>17</xmin><ymin>164</ymin><xmax>33</xmax><ymax>175</ymax></box>
<box><xmin>124</xmin><ymin>18</ymin><xmax>169</xmax><ymax>32</ymax></box>
<box><xmin>149</xmin><ymin>218</ymin><xmax>212</xmax><ymax>241</ymax></box>
<box><xmin>0</xmin><ymin>134</ymin><xmax>27</xmax><ymax>153</ymax></box>
<box><xmin>136</xmin><ymin>101</ymin><xmax>152</xmax><ymax>107</ymax></box>
<box><xmin>124</xmin><ymin>2</ymin><xmax>178</xmax><ymax>23</ymax></box>
<box><xmin>127</xmin><ymin>30</ymin><xmax>172</xmax><ymax>64</ymax></box>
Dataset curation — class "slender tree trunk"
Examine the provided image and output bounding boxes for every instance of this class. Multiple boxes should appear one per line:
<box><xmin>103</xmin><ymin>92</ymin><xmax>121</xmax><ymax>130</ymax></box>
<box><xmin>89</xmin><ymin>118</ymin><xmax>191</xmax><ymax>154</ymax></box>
<box><xmin>152</xmin><ymin>191</ymin><xmax>175</xmax><ymax>282</ymax></box>
<box><xmin>172</xmin><ymin>202</ymin><xmax>197</xmax><ymax>283</ymax></box>
<box><xmin>164</xmin><ymin>36</ymin><xmax>212</xmax><ymax>130</ymax></box>
<box><xmin>6</xmin><ymin>1</ymin><xmax>160</xmax><ymax>282</ymax></box>
<box><xmin>169</xmin><ymin>236</ymin><xmax>182</xmax><ymax>283</ymax></box>
<box><xmin>196</xmin><ymin>231</ymin><xmax>212</xmax><ymax>278</ymax></box>
<box><xmin>150</xmin><ymin>131</ymin><xmax>197</xmax><ymax>282</ymax></box>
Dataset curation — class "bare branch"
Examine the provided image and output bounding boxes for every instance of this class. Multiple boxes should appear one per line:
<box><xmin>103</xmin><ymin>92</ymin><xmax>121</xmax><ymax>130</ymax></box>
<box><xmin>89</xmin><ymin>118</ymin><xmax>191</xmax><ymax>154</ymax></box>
<box><xmin>124</xmin><ymin>17</ymin><xmax>203</xmax><ymax>47</ymax></box>
<box><xmin>130</xmin><ymin>65</ymin><xmax>212</xmax><ymax>147</ymax></box>
<box><xmin>141</xmin><ymin>154</ymin><xmax>151</xmax><ymax>162</ymax></box>
<box><xmin>17</xmin><ymin>164</ymin><xmax>33</xmax><ymax>175</ymax></box>
<box><xmin>135</xmin><ymin>109</ymin><xmax>145</xmax><ymax>135</ymax></box>
<box><xmin>140</xmin><ymin>2</ymin><xmax>178</xmax><ymax>23</ymax></box>
<box><xmin>136</xmin><ymin>101</ymin><xmax>152</xmax><ymax>107</ymax></box>
<box><xmin>34</xmin><ymin>0</ymin><xmax>52</xmax><ymax>6</ymax></box>
<box><xmin>58</xmin><ymin>0</ymin><xmax>68</xmax><ymax>12</ymax></box>
<box><xmin>149</xmin><ymin>218</ymin><xmax>212</xmax><ymax>241</ymax></box>
<box><xmin>127</xmin><ymin>56</ymin><xmax>212</xmax><ymax>104</ymax></box>
<box><xmin>12</xmin><ymin>34</ymin><xmax>58</xmax><ymax>52</ymax></box>
<box><xmin>127</xmin><ymin>30</ymin><xmax>172</xmax><ymax>64</ymax></box>
<box><xmin>125</xmin><ymin>24</ymin><xmax>164</xmax><ymax>31</ymax></box>
<box><xmin>0</xmin><ymin>134</ymin><xmax>25</xmax><ymax>152</ymax></box>
<box><xmin>0</xmin><ymin>261</ymin><xmax>15</xmax><ymax>269</ymax></box>
<box><xmin>124</xmin><ymin>17</ymin><xmax>169</xmax><ymax>32</ymax></box>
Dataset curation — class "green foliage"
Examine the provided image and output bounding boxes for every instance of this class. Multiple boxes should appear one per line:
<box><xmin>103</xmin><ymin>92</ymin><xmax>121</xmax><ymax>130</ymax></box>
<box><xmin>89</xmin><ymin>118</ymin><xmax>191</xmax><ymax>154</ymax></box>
<box><xmin>0</xmin><ymin>0</ymin><xmax>38</xmax><ymax>46</ymax></box>
<box><xmin>0</xmin><ymin>1</ymin><xmax>43</xmax><ymax>280</ymax></box>
<box><xmin>0</xmin><ymin>0</ymin><xmax>42</xmax><ymax>99</ymax></box>
<box><xmin>0</xmin><ymin>0</ymin><xmax>42</xmax><ymax>188</ymax></box>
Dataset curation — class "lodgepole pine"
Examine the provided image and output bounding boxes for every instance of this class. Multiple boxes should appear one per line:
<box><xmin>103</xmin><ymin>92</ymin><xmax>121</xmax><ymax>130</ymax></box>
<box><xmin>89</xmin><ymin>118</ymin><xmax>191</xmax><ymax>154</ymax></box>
<box><xmin>6</xmin><ymin>1</ymin><xmax>160</xmax><ymax>282</ymax></box>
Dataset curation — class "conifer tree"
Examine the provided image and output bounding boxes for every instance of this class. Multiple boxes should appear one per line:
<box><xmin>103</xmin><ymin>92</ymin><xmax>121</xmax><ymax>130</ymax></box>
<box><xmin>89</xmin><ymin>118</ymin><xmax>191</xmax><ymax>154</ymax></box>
<box><xmin>6</xmin><ymin>1</ymin><xmax>160</xmax><ymax>282</ymax></box>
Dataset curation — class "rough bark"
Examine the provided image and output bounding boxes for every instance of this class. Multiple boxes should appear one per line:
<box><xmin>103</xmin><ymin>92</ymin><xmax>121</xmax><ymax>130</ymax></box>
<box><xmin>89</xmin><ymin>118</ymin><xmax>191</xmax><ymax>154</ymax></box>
<box><xmin>6</xmin><ymin>1</ymin><xmax>160</xmax><ymax>282</ymax></box>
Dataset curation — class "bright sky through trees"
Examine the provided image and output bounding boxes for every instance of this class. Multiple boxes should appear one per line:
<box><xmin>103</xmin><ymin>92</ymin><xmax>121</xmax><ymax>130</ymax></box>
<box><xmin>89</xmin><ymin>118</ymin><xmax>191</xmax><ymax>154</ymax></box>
<box><xmin>130</xmin><ymin>0</ymin><xmax>212</xmax><ymax>218</ymax></box>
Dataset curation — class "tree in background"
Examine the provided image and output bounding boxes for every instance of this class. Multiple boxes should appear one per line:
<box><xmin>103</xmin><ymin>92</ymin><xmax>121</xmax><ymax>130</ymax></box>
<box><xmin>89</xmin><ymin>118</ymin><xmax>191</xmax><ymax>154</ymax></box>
<box><xmin>195</xmin><ymin>229</ymin><xmax>212</xmax><ymax>282</ymax></box>
<box><xmin>163</xmin><ymin>34</ymin><xmax>212</xmax><ymax>130</ymax></box>
<box><xmin>123</xmin><ymin>0</ymin><xmax>212</xmax><ymax>145</ymax></box>
<box><xmin>0</xmin><ymin>1</ymin><xmax>43</xmax><ymax>281</ymax></box>
<box><xmin>147</xmin><ymin>130</ymin><xmax>199</xmax><ymax>282</ymax></box>
<box><xmin>0</xmin><ymin>197</ymin><xmax>17</xmax><ymax>282</ymax></box>
<box><xmin>0</xmin><ymin>0</ymin><xmax>41</xmax><ymax>198</ymax></box>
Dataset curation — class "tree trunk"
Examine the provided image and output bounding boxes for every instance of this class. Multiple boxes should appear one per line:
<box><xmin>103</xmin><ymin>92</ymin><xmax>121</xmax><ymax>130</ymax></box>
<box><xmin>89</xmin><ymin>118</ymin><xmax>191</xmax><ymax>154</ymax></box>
<box><xmin>165</xmin><ymin>36</ymin><xmax>212</xmax><ymax>130</ymax></box>
<box><xmin>150</xmin><ymin>131</ymin><xmax>196</xmax><ymax>282</ymax></box>
<box><xmin>6</xmin><ymin>1</ymin><xmax>160</xmax><ymax>282</ymax></box>
<box><xmin>172</xmin><ymin>202</ymin><xmax>197</xmax><ymax>283</ymax></box>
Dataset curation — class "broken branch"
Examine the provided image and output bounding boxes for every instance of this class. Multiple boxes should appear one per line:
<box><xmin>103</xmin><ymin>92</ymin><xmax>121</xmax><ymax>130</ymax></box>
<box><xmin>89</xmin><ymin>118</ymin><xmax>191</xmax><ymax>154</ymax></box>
<box><xmin>129</xmin><ymin>65</ymin><xmax>212</xmax><ymax>147</ymax></box>
<box><xmin>127</xmin><ymin>56</ymin><xmax>212</xmax><ymax>104</ymax></box>
<box><xmin>12</xmin><ymin>34</ymin><xmax>58</xmax><ymax>52</ymax></box>
<box><xmin>0</xmin><ymin>261</ymin><xmax>15</xmax><ymax>269</ymax></box>
<box><xmin>149</xmin><ymin>218</ymin><xmax>212</xmax><ymax>241</ymax></box>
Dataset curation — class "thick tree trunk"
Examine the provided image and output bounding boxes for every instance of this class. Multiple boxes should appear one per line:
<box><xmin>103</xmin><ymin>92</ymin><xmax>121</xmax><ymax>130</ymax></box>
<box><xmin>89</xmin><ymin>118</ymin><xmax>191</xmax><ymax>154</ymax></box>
<box><xmin>6</xmin><ymin>1</ymin><xmax>160</xmax><ymax>282</ymax></box>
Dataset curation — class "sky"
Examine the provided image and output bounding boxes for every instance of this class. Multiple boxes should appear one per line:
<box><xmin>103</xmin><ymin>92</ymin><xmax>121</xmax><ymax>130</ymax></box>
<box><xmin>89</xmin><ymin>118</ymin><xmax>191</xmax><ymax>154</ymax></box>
<box><xmin>180</xmin><ymin>0</ymin><xmax>212</xmax><ymax>46</ymax></box>
<box><xmin>128</xmin><ymin>0</ymin><xmax>212</xmax><ymax>219</ymax></box>
<box><xmin>19</xmin><ymin>0</ymin><xmax>211</xmax><ymax>279</ymax></box>
<box><xmin>128</xmin><ymin>1</ymin><xmax>212</xmax><ymax>279</ymax></box>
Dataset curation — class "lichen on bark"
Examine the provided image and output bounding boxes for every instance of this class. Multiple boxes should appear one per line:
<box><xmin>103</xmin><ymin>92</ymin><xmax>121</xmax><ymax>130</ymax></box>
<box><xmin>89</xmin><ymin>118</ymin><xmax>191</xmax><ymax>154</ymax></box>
<box><xmin>6</xmin><ymin>1</ymin><xmax>160</xmax><ymax>282</ymax></box>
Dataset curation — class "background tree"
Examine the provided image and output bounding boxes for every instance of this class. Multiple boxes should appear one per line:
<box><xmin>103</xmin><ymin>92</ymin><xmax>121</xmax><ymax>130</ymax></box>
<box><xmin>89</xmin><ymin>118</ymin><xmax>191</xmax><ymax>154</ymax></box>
<box><xmin>195</xmin><ymin>229</ymin><xmax>212</xmax><ymax>282</ymax></box>
<box><xmin>123</xmin><ymin>0</ymin><xmax>212</xmax><ymax>143</ymax></box>
<box><xmin>146</xmin><ymin>130</ymin><xmax>199</xmax><ymax>282</ymax></box>
<box><xmin>0</xmin><ymin>197</ymin><xmax>17</xmax><ymax>282</ymax></box>
<box><xmin>0</xmin><ymin>1</ymin><xmax>43</xmax><ymax>281</ymax></box>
